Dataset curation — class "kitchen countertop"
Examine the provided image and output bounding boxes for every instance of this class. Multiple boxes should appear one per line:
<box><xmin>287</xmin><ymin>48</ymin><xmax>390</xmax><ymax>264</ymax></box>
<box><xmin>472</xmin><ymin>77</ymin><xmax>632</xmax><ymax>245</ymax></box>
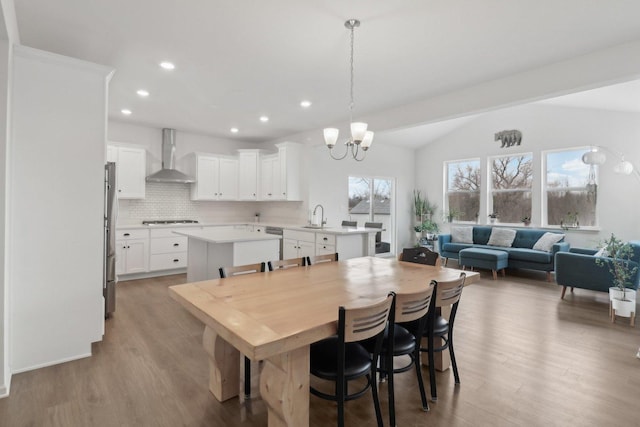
<box><xmin>117</xmin><ymin>221</ymin><xmax>380</xmax><ymax>235</ymax></box>
<box><xmin>173</xmin><ymin>228</ymin><xmax>282</xmax><ymax>244</ymax></box>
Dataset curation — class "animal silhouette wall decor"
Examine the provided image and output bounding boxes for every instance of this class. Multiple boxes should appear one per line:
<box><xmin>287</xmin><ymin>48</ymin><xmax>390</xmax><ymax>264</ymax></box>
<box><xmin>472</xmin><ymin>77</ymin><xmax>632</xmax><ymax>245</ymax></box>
<box><xmin>495</xmin><ymin>130</ymin><xmax>522</xmax><ymax>148</ymax></box>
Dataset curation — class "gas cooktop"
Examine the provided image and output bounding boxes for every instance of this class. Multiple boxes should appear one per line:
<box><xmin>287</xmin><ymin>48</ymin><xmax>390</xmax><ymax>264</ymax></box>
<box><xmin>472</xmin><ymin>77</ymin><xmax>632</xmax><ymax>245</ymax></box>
<box><xmin>142</xmin><ymin>219</ymin><xmax>199</xmax><ymax>225</ymax></box>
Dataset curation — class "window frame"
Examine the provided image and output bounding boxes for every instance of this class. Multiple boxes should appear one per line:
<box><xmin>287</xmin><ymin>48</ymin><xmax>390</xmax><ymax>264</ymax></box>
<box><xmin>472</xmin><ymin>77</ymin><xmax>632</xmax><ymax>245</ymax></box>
<box><xmin>444</xmin><ymin>158</ymin><xmax>481</xmax><ymax>224</ymax></box>
<box><xmin>487</xmin><ymin>152</ymin><xmax>534</xmax><ymax>225</ymax></box>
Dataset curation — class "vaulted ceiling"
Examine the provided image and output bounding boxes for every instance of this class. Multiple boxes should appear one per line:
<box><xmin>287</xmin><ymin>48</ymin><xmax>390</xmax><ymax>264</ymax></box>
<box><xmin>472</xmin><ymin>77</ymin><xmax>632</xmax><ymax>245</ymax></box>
<box><xmin>13</xmin><ymin>1</ymin><xmax>640</xmax><ymax>144</ymax></box>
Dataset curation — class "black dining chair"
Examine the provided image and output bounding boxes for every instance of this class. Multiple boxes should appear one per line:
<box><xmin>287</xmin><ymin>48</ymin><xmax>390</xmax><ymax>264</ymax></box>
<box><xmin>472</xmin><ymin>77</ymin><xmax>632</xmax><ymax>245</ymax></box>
<box><xmin>267</xmin><ymin>257</ymin><xmax>306</xmax><ymax>271</ymax></box>
<box><xmin>363</xmin><ymin>284</ymin><xmax>435</xmax><ymax>425</ymax></box>
<box><xmin>419</xmin><ymin>273</ymin><xmax>466</xmax><ymax>401</ymax></box>
<box><xmin>218</xmin><ymin>261</ymin><xmax>266</xmax><ymax>398</ymax></box>
<box><xmin>310</xmin><ymin>292</ymin><xmax>395</xmax><ymax>427</ymax></box>
<box><xmin>400</xmin><ymin>246</ymin><xmax>441</xmax><ymax>266</ymax></box>
<box><xmin>341</xmin><ymin>220</ymin><xmax>357</xmax><ymax>227</ymax></box>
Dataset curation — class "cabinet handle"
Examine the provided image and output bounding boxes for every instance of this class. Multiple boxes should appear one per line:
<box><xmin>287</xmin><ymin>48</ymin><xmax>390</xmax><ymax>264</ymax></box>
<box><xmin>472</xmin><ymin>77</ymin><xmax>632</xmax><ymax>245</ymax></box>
<box><xmin>268</xmin><ymin>193</ymin><xmax>272</xmax><ymax>196</ymax></box>
<box><xmin>118</xmin><ymin>189</ymin><xmax>122</xmax><ymax>193</ymax></box>
<box><xmin>173</xmin><ymin>243</ymin><xmax>180</xmax><ymax>247</ymax></box>
<box><xmin>173</xmin><ymin>259</ymin><xmax>180</xmax><ymax>262</ymax></box>
<box><xmin>323</xmin><ymin>237</ymin><xmax>328</xmax><ymax>241</ymax></box>
<box><xmin>124</xmin><ymin>233</ymin><xmax>130</xmax><ymax>237</ymax></box>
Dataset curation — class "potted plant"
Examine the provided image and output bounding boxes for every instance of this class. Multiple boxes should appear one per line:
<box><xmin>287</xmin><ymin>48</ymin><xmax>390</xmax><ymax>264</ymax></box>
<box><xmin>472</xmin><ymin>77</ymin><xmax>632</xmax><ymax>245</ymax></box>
<box><xmin>521</xmin><ymin>216</ymin><xmax>531</xmax><ymax>226</ymax></box>
<box><xmin>413</xmin><ymin>190</ymin><xmax>425</xmax><ymax>223</ymax></box>
<box><xmin>596</xmin><ymin>234</ymin><xmax>638</xmax><ymax>322</ymax></box>
<box><xmin>421</xmin><ymin>219</ymin><xmax>439</xmax><ymax>240</ymax></box>
<box><xmin>488</xmin><ymin>212</ymin><xmax>499</xmax><ymax>224</ymax></box>
<box><xmin>413</xmin><ymin>224</ymin><xmax>424</xmax><ymax>243</ymax></box>
<box><xmin>445</xmin><ymin>208</ymin><xmax>462</xmax><ymax>223</ymax></box>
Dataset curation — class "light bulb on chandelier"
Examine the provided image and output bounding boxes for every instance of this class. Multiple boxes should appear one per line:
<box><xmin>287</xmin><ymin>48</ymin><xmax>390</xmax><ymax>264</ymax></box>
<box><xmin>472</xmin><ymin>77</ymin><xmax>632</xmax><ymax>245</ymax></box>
<box><xmin>323</xmin><ymin>19</ymin><xmax>374</xmax><ymax>161</ymax></box>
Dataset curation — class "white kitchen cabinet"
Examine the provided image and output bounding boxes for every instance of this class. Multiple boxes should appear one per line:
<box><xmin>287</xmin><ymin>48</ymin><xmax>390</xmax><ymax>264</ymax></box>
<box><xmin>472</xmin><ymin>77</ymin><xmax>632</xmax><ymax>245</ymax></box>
<box><xmin>276</xmin><ymin>142</ymin><xmax>303</xmax><ymax>201</ymax></box>
<box><xmin>149</xmin><ymin>227</ymin><xmax>196</xmax><ymax>271</ymax></box>
<box><xmin>189</xmin><ymin>154</ymin><xmax>238</xmax><ymax>201</ymax></box>
<box><xmin>282</xmin><ymin>230</ymin><xmax>315</xmax><ymax>259</ymax></box>
<box><xmin>260</xmin><ymin>154</ymin><xmax>281</xmax><ymax>200</ymax></box>
<box><xmin>108</xmin><ymin>145</ymin><xmax>146</xmax><ymax>199</ymax></box>
<box><xmin>115</xmin><ymin>229</ymin><xmax>149</xmax><ymax>274</ymax></box>
<box><xmin>237</xmin><ymin>150</ymin><xmax>260</xmax><ymax>200</ymax></box>
<box><xmin>315</xmin><ymin>232</ymin><xmax>337</xmax><ymax>256</ymax></box>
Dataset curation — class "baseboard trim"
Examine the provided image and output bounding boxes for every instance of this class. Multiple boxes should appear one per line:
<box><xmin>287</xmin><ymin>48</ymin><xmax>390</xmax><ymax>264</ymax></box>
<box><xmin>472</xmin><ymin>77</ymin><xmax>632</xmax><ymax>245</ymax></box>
<box><xmin>118</xmin><ymin>268</ymin><xmax>186</xmax><ymax>282</ymax></box>
<box><xmin>0</xmin><ymin>383</ymin><xmax>9</xmax><ymax>398</ymax></box>
<box><xmin>12</xmin><ymin>352</ymin><xmax>92</xmax><ymax>375</ymax></box>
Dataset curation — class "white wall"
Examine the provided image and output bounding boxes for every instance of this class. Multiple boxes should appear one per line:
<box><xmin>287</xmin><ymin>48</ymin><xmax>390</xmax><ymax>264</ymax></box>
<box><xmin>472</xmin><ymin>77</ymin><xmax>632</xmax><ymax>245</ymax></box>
<box><xmin>0</xmin><ymin>38</ymin><xmax>9</xmax><ymax>397</ymax></box>
<box><xmin>415</xmin><ymin>103</ymin><xmax>640</xmax><ymax>248</ymax></box>
<box><xmin>8</xmin><ymin>46</ymin><xmax>112</xmax><ymax>372</ymax></box>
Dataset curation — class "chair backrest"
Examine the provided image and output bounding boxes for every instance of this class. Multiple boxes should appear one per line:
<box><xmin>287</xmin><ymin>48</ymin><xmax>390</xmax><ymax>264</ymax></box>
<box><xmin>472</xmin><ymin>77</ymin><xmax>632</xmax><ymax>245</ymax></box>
<box><xmin>306</xmin><ymin>253</ymin><xmax>338</xmax><ymax>265</ymax></box>
<box><xmin>341</xmin><ymin>220</ymin><xmax>357</xmax><ymax>227</ymax></box>
<box><xmin>219</xmin><ymin>262</ymin><xmax>265</xmax><ymax>278</ymax></box>
<box><xmin>340</xmin><ymin>293</ymin><xmax>395</xmax><ymax>343</ymax></box>
<box><xmin>432</xmin><ymin>273</ymin><xmax>466</xmax><ymax>308</ymax></box>
<box><xmin>400</xmin><ymin>247</ymin><xmax>441</xmax><ymax>266</ymax></box>
<box><xmin>365</xmin><ymin>222</ymin><xmax>383</xmax><ymax>243</ymax></box>
<box><xmin>393</xmin><ymin>284</ymin><xmax>435</xmax><ymax>323</ymax></box>
<box><xmin>267</xmin><ymin>257</ymin><xmax>305</xmax><ymax>271</ymax></box>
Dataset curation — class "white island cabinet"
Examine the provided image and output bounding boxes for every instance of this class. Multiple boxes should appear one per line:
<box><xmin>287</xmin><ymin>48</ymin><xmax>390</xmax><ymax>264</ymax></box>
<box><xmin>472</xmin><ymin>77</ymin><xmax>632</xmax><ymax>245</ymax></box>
<box><xmin>175</xmin><ymin>229</ymin><xmax>281</xmax><ymax>282</ymax></box>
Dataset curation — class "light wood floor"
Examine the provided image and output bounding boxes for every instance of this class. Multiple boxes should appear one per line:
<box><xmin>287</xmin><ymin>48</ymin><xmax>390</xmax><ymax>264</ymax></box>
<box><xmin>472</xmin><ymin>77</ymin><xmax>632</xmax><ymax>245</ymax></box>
<box><xmin>1</xmin><ymin>267</ymin><xmax>640</xmax><ymax>427</ymax></box>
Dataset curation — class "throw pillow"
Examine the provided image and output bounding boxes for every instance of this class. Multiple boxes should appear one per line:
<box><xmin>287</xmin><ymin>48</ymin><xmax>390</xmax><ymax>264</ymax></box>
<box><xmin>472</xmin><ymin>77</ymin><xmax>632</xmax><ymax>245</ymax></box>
<box><xmin>487</xmin><ymin>228</ymin><xmax>517</xmax><ymax>247</ymax></box>
<box><xmin>532</xmin><ymin>232</ymin><xmax>565</xmax><ymax>252</ymax></box>
<box><xmin>594</xmin><ymin>247</ymin><xmax>609</xmax><ymax>257</ymax></box>
<box><xmin>451</xmin><ymin>226</ymin><xmax>473</xmax><ymax>244</ymax></box>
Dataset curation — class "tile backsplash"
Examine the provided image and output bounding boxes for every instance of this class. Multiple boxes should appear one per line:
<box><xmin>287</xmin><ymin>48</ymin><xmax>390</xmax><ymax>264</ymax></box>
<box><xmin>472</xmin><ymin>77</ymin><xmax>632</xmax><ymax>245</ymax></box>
<box><xmin>118</xmin><ymin>183</ymin><xmax>306</xmax><ymax>225</ymax></box>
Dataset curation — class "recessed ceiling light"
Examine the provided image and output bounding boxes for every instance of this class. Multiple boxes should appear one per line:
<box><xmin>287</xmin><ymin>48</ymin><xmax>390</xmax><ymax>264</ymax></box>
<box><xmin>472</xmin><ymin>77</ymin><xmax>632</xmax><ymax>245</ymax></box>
<box><xmin>259</xmin><ymin>116</ymin><xmax>269</xmax><ymax>123</ymax></box>
<box><xmin>159</xmin><ymin>61</ymin><xmax>175</xmax><ymax>70</ymax></box>
<box><xmin>121</xmin><ymin>109</ymin><xmax>132</xmax><ymax>115</ymax></box>
<box><xmin>300</xmin><ymin>100</ymin><xmax>312</xmax><ymax>108</ymax></box>
<box><xmin>136</xmin><ymin>89</ymin><xmax>149</xmax><ymax>97</ymax></box>
<box><xmin>230</xmin><ymin>127</ymin><xmax>239</xmax><ymax>133</ymax></box>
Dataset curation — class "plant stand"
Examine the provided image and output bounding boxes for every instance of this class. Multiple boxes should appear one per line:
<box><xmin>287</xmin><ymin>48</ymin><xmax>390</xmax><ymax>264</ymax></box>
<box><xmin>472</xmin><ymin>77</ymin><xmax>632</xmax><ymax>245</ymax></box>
<box><xmin>609</xmin><ymin>288</ymin><xmax>636</xmax><ymax>326</ymax></box>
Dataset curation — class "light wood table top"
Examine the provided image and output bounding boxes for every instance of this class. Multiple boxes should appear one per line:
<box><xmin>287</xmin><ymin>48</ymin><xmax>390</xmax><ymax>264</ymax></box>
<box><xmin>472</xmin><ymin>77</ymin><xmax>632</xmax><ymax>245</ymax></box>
<box><xmin>169</xmin><ymin>256</ymin><xmax>478</xmax><ymax>427</ymax></box>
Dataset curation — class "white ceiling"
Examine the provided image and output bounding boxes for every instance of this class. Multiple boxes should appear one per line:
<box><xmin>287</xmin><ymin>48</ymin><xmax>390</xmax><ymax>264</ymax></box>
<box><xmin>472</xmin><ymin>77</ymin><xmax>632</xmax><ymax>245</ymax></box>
<box><xmin>13</xmin><ymin>1</ymin><xmax>640</xmax><ymax>144</ymax></box>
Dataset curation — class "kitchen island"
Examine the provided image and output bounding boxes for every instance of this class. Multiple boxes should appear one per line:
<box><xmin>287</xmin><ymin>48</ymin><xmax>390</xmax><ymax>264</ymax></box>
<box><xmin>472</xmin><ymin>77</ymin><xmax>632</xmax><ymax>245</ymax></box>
<box><xmin>174</xmin><ymin>229</ymin><xmax>281</xmax><ymax>281</ymax></box>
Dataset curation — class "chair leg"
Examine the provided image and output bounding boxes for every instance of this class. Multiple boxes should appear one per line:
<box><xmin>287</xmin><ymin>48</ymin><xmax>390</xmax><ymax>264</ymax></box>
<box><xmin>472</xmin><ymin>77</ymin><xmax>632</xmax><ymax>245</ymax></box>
<box><xmin>413</xmin><ymin>348</ymin><xmax>429</xmax><ymax>411</ymax></box>
<box><xmin>449</xmin><ymin>330</ymin><xmax>460</xmax><ymax>385</ymax></box>
<box><xmin>244</xmin><ymin>356</ymin><xmax>251</xmax><ymax>397</ymax></box>
<box><xmin>337</xmin><ymin>374</ymin><xmax>345</xmax><ymax>427</ymax></box>
<box><xmin>492</xmin><ymin>270</ymin><xmax>497</xmax><ymax>280</ymax></box>
<box><xmin>443</xmin><ymin>257</ymin><xmax>448</xmax><ymax>267</ymax></box>
<box><xmin>386</xmin><ymin>353</ymin><xmax>396</xmax><ymax>427</ymax></box>
<box><xmin>370</xmin><ymin>371</ymin><xmax>384</xmax><ymax>427</ymax></box>
<box><xmin>428</xmin><ymin>340</ymin><xmax>437</xmax><ymax>402</ymax></box>
<box><xmin>561</xmin><ymin>286</ymin><xmax>567</xmax><ymax>299</ymax></box>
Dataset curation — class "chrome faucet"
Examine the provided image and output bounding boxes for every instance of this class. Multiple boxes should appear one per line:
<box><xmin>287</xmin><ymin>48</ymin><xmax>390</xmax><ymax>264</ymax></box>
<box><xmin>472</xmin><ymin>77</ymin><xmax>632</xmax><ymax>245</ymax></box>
<box><xmin>312</xmin><ymin>204</ymin><xmax>326</xmax><ymax>227</ymax></box>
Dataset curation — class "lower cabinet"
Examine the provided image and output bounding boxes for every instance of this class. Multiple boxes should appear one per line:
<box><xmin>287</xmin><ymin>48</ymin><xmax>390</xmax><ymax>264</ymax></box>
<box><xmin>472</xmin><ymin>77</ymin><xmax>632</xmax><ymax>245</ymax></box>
<box><xmin>115</xmin><ymin>229</ymin><xmax>149</xmax><ymax>274</ymax></box>
<box><xmin>149</xmin><ymin>228</ymin><xmax>197</xmax><ymax>271</ymax></box>
<box><xmin>283</xmin><ymin>230</ymin><xmax>316</xmax><ymax>259</ymax></box>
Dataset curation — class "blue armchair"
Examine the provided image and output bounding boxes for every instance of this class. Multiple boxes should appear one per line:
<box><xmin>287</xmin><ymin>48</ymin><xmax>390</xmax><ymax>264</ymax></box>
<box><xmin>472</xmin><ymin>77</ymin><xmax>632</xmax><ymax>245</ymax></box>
<box><xmin>554</xmin><ymin>241</ymin><xmax>640</xmax><ymax>299</ymax></box>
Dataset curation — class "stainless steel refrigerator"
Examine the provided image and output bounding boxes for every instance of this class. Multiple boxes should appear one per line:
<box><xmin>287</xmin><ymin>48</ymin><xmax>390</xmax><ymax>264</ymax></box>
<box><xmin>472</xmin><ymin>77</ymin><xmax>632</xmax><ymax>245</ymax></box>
<box><xmin>104</xmin><ymin>162</ymin><xmax>117</xmax><ymax>318</ymax></box>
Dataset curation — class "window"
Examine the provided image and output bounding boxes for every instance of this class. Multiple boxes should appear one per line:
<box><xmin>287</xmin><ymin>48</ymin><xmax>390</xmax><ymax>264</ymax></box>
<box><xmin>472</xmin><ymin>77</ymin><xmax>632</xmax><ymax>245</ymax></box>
<box><xmin>489</xmin><ymin>154</ymin><xmax>533</xmax><ymax>223</ymax></box>
<box><xmin>348</xmin><ymin>176</ymin><xmax>394</xmax><ymax>255</ymax></box>
<box><xmin>445</xmin><ymin>159</ymin><xmax>480</xmax><ymax>222</ymax></box>
<box><xmin>544</xmin><ymin>148</ymin><xmax>597</xmax><ymax>227</ymax></box>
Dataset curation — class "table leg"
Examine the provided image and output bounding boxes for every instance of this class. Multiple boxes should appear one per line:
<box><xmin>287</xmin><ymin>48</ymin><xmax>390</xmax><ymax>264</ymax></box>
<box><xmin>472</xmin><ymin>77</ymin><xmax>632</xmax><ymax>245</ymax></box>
<box><xmin>260</xmin><ymin>346</ymin><xmax>310</xmax><ymax>427</ymax></box>
<box><xmin>202</xmin><ymin>326</ymin><xmax>240</xmax><ymax>401</ymax></box>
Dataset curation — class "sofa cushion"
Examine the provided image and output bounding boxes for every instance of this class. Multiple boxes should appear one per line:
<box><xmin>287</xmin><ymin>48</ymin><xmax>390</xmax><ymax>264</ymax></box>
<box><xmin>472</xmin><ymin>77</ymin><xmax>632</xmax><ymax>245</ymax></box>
<box><xmin>507</xmin><ymin>248</ymin><xmax>553</xmax><ymax>264</ymax></box>
<box><xmin>442</xmin><ymin>242</ymin><xmax>474</xmax><ymax>253</ymax></box>
<box><xmin>533</xmin><ymin>232</ymin><xmax>565</xmax><ymax>252</ymax></box>
<box><xmin>472</xmin><ymin>226</ymin><xmax>493</xmax><ymax>245</ymax></box>
<box><xmin>511</xmin><ymin>229</ymin><xmax>548</xmax><ymax>249</ymax></box>
<box><xmin>487</xmin><ymin>228</ymin><xmax>517</xmax><ymax>247</ymax></box>
<box><xmin>451</xmin><ymin>226</ymin><xmax>473</xmax><ymax>243</ymax></box>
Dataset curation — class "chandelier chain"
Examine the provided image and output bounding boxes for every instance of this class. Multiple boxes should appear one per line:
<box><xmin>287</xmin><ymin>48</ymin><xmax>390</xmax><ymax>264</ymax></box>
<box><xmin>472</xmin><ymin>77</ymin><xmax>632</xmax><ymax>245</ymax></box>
<box><xmin>349</xmin><ymin>24</ymin><xmax>355</xmax><ymax>123</ymax></box>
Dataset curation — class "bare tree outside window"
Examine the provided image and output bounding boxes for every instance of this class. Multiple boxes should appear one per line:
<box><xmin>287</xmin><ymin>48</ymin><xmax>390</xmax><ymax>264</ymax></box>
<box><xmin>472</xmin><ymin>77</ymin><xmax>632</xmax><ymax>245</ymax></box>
<box><xmin>446</xmin><ymin>160</ymin><xmax>480</xmax><ymax>222</ymax></box>
<box><xmin>490</xmin><ymin>154</ymin><xmax>533</xmax><ymax>223</ymax></box>
<box><xmin>545</xmin><ymin>149</ymin><xmax>597</xmax><ymax>226</ymax></box>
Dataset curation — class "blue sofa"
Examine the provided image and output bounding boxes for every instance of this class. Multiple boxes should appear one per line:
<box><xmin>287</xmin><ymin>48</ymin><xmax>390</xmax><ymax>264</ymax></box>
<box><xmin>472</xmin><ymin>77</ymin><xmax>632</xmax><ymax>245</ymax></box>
<box><xmin>555</xmin><ymin>242</ymin><xmax>640</xmax><ymax>298</ymax></box>
<box><xmin>438</xmin><ymin>226</ymin><xmax>570</xmax><ymax>281</ymax></box>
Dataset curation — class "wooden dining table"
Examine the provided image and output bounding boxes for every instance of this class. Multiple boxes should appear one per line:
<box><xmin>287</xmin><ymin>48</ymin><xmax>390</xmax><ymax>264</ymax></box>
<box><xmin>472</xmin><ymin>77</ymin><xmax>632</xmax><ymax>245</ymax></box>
<box><xmin>169</xmin><ymin>256</ymin><xmax>479</xmax><ymax>427</ymax></box>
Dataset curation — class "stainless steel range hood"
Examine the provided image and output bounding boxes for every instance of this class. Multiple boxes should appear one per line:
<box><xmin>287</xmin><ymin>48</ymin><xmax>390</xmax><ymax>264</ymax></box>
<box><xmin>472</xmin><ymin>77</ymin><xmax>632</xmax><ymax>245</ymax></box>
<box><xmin>146</xmin><ymin>128</ymin><xmax>196</xmax><ymax>184</ymax></box>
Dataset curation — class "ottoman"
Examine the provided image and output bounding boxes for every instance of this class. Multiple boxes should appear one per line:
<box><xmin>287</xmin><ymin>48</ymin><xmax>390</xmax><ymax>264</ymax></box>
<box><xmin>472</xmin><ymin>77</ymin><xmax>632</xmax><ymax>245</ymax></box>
<box><xmin>459</xmin><ymin>248</ymin><xmax>508</xmax><ymax>280</ymax></box>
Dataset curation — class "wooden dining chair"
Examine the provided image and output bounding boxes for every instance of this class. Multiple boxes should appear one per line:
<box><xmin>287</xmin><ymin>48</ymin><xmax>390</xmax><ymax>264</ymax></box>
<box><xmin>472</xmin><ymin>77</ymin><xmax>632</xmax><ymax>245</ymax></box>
<box><xmin>341</xmin><ymin>220</ymin><xmax>357</xmax><ymax>227</ymax></box>
<box><xmin>400</xmin><ymin>246</ymin><xmax>441</xmax><ymax>266</ymax></box>
<box><xmin>363</xmin><ymin>284</ymin><xmax>435</xmax><ymax>425</ymax></box>
<box><xmin>267</xmin><ymin>257</ymin><xmax>305</xmax><ymax>271</ymax></box>
<box><xmin>419</xmin><ymin>272</ymin><xmax>466</xmax><ymax>402</ymax></box>
<box><xmin>306</xmin><ymin>253</ymin><xmax>338</xmax><ymax>266</ymax></box>
<box><xmin>218</xmin><ymin>262</ymin><xmax>265</xmax><ymax>278</ymax></box>
<box><xmin>310</xmin><ymin>292</ymin><xmax>395</xmax><ymax>427</ymax></box>
<box><xmin>217</xmin><ymin>261</ymin><xmax>266</xmax><ymax>398</ymax></box>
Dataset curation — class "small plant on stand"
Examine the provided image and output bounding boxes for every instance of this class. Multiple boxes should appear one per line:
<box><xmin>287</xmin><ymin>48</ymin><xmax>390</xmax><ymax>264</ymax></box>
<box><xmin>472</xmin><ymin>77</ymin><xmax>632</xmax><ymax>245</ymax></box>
<box><xmin>445</xmin><ymin>208</ymin><xmax>462</xmax><ymax>223</ymax></box>
<box><xmin>488</xmin><ymin>212</ymin><xmax>499</xmax><ymax>224</ymax></box>
<box><xmin>596</xmin><ymin>234</ymin><xmax>638</xmax><ymax>325</ymax></box>
<box><xmin>521</xmin><ymin>216</ymin><xmax>531</xmax><ymax>226</ymax></box>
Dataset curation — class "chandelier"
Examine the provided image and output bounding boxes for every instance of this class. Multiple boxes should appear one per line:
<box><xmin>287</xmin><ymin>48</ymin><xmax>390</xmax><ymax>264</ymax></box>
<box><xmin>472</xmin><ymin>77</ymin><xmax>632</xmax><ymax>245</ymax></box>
<box><xmin>323</xmin><ymin>19</ymin><xmax>373</xmax><ymax>161</ymax></box>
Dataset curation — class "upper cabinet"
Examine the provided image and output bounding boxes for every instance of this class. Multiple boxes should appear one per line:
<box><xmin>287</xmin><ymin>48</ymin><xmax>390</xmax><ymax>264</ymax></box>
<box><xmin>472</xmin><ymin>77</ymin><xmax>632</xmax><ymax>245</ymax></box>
<box><xmin>260</xmin><ymin>154</ymin><xmax>281</xmax><ymax>200</ymax></box>
<box><xmin>107</xmin><ymin>144</ymin><xmax>146</xmax><ymax>199</ymax></box>
<box><xmin>277</xmin><ymin>142</ymin><xmax>303</xmax><ymax>201</ymax></box>
<box><xmin>238</xmin><ymin>150</ymin><xmax>260</xmax><ymax>201</ymax></box>
<box><xmin>188</xmin><ymin>153</ymin><xmax>238</xmax><ymax>201</ymax></box>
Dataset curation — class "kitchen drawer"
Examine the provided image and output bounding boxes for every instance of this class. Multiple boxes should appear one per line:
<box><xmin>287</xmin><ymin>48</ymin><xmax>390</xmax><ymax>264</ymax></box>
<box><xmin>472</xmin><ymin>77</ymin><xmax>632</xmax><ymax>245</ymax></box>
<box><xmin>283</xmin><ymin>230</ymin><xmax>315</xmax><ymax>243</ymax></box>
<box><xmin>150</xmin><ymin>253</ymin><xmax>187</xmax><ymax>271</ymax></box>
<box><xmin>149</xmin><ymin>227</ymin><xmax>200</xmax><ymax>238</ymax></box>
<box><xmin>150</xmin><ymin>236</ymin><xmax>188</xmax><ymax>254</ymax></box>
<box><xmin>316</xmin><ymin>243</ymin><xmax>336</xmax><ymax>255</ymax></box>
<box><xmin>316</xmin><ymin>233</ymin><xmax>336</xmax><ymax>246</ymax></box>
<box><xmin>116</xmin><ymin>229</ymin><xmax>149</xmax><ymax>240</ymax></box>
